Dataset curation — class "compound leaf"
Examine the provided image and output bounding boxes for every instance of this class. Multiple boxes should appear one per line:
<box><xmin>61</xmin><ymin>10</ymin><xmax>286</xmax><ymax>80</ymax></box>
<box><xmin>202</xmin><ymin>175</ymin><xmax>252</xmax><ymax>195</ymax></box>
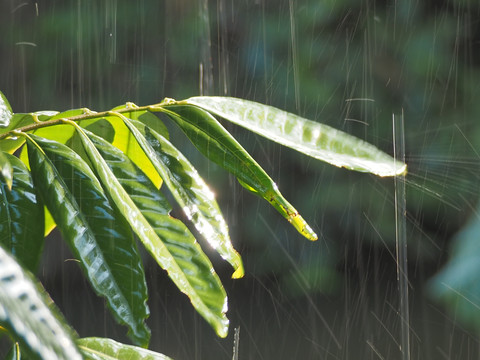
<box><xmin>120</xmin><ymin>116</ymin><xmax>243</xmax><ymax>279</ymax></box>
<box><xmin>73</xmin><ymin>124</ymin><xmax>229</xmax><ymax>338</ymax></box>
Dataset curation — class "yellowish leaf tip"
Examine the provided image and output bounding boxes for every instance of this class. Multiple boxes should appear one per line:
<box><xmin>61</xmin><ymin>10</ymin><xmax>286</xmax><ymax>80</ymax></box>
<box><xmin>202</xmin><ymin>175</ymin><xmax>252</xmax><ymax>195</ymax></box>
<box><xmin>231</xmin><ymin>266</ymin><xmax>244</xmax><ymax>279</ymax></box>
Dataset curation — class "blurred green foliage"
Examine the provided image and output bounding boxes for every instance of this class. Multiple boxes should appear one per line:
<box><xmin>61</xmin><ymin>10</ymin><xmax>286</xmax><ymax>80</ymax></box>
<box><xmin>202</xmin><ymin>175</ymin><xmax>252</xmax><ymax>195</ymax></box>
<box><xmin>1</xmin><ymin>0</ymin><xmax>480</xmax><ymax>335</ymax></box>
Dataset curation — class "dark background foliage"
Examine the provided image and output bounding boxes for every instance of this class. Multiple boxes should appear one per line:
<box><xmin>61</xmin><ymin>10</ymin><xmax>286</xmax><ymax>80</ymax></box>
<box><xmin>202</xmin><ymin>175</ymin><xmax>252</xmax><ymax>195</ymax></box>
<box><xmin>1</xmin><ymin>0</ymin><xmax>480</xmax><ymax>359</ymax></box>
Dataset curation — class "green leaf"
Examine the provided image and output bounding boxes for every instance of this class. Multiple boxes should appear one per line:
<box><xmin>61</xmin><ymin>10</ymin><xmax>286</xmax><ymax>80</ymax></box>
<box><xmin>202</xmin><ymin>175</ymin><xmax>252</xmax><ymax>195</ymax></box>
<box><xmin>0</xmin><ymin>154</ymin><xmax>44</xmax><ymax>273</ymax></box>
<box><xmin>26</xmin><ymin>134</ymin><xmax>151</xmax><ymax>347</ymax></box>
<box><xmin>0</xmin><ymin>114</ymin><xmax>34</xmax><ymax>154</ymax></box>
<box><xmin>183</xmin><ymin>97</ymin><xmax>407</xmax><ymax>177</ymax></box>
<box><xmin>0</xmin><ymin>110</ymin><xmax>59</xmax><ymax>154</ymax></box>
<box><xmin>0</xmin><ymin>150</ymin><xmax>13</xmax><ymax>190</ymax></box>
<box><xmin>92</xmin><ymin>114</ymin><xmax>163</xmax><ymax>189</ymax></box>
<box><xmin>429</xmin><ymin>203</ymin><xmax>480</xmax><ymax>331</ymax></box>
<box><xmin>87</xmin><ymin>130</ymin><xmax>229</xmax><ymax>337</ymax></box>
<box><xmin>72</xmin><ymin>124</ymin><xmax>229</xmax><ymax>338</ymax></box>
<box><xmin>78</xmin><ymin>337</ymin><xmax>173</xmax><ymax>360</ymax></box>
<box><xmin>0</xmin><ymin>244</ymin><xmax>82</xmax><ymax>360</ymax></box>
<box><xmin>43</xmin><ymin>206</ymin><xmax>56</xmax><ymax>237</ymax></box>
<box><xmin>28</xmin><ymin>109</ymin><xmax>87</xmax><ymax>147</ymax></box>
<box><xmin>120</xmin><ymin>115</ymin><xmax>244</xmax><ymax>279</ymax></box>
<box><xmin>111</xmin><ymin>103</ymin><xmax>170</xmax><ymax>140</ymax></box>
<box><xmin>0</xmin><ymin>91</ymin><xmax>13</xmax><ymax>127</ymax></box>
<box><xmin>163</xmin><ymin>105</ymin><xmax>318</xmax><ymax>241</ymax></box>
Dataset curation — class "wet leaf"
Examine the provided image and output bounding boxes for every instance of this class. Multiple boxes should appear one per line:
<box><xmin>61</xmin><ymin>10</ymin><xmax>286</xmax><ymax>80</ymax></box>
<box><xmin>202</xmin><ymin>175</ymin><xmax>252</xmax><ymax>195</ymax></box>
<box><xmin>120</xmin><ymin>115</ymin><xmax>244</xmax><ymax>279</ymax></box>
<box><xmin>0</xmin><ymin>91</ymin><xmax>13</xmax><ymax>127</ymax></box>
<box><xmin>43</xmin><ymin>206</ymin><xmax>56</xmax><ymax>237</ymax></box>
<box><xmin>163</xmin><ymin>105</ymin><xmax>317</xmax><ymax>241</ymax></box>
<box><xmin>184</xmin><ymin>97</ymin><xmax>407</xmax><ymax>177</ymax></box>
<box><xmin>0</xmin><ymin>110</ymin><xmax>61</xmax><ymax>155</ymax></box>
<box><xmin>27</xmin><ymin>134</ymin><xmax>151</xmax><ymax>346</ymax></box>
<box><xmin>111</xmin><ymin>103</ymin><xmax>170</xmax><ymax>140</ymax></box>
<box><xmin>74</xmin><ymin>124</ymin><xmax>230</xmax><ymax>338</ymax></box>
<box><xmin>0</xmin><ymin>114</ymin><xmax>34</xmax><ymax>154</ymax></box>
<box><xmin>0</xmin><ymin>244</ymin><xmax>82</xmax><ymax>360</ymax></box>
<box><xmin>29</xmin><ymin>108</ymin><xmax>86</xmax><ymax>146</ymax></box>
<box><xmin>0</xmin><ymin>151</ymin><xmax>13</xmax><ymax>190</ymax></box>
<box><xmin>78</xmin><ymin>337</ymin><xmax>173</xmax><ymax>360</ymax></box>
<box><xmin>88</xmin><ymin>131</ymin><xmax>227</xmax><ymax>338</ymax></box>
<box><xmin>0</xmin><ymin>154</ymin><xmax>44</xmax><ymax>272</ymax></box>
<box><xmin>95</xmin><ymin>113</ymin><xmax>163</xmax><ymax>189</ymax></box>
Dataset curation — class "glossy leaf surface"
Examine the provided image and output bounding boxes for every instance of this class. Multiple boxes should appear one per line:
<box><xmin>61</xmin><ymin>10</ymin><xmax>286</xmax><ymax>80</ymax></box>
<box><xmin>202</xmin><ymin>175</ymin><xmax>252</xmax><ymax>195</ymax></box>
<box><xmin>164</xmin><ymin>105</ymin><xmax>317</xmax><ymax>241</ymax></box>
<box><xmin>120</xmin><ymin>116</ymin><xmax>244</xmax><ymax>278</ymax></box>
<box><xmin>88</xmin><ymin>131</ymin><xmax>227</xmax><ymax>338</ymax></box>
<box><xmin>0</xmin><ymin>151</ymin><xmax>13</xmax><ymax>190</ymax></box>
<box><xmin>0</xmin><ymin>244</ymin><xmax>82</xmax><ymax>360</ymax></box>
<box><xmin>78</xmin><ymin>337</ymin><xmax>173</xmax><ymax>360</ymax></box>
<box><xmin>96</xmin><ymin>109</ymin><xmax>164</xmax><ymax>188</ymax></box>
<box><xmin>74</xmin><ymin>125</ymin><xmax>229</xmax><ymax>337</ymax></box>
<box><xmin>0</xmin><ymin>154</ymin><xmax>44</xmax><ymax>272</ymax></box>
<box><xmin>27</xmin><ymin>134</ymin><xmax>151</xmax><ymax>346</ymax></box>
<box><xmin>29</xmin><ymin>109</ymin><xmax>87</xmax><ymax>146</ymax></box>
<box><xmin>111</xmin><ymin>103</ymin><xmax>170</xmax><ymax>139</ymax></box>
<box><xmin>184</xmin><ymin>96</ymin><xmax>407</xmax><ymax>177</ymax></box>
<box><xmin>0</xmin><ymin>114</ymin><xmax>34</xmax><ymax>153</ymax></box>
<box><xmin>0</xmin><ymin>91</ymin><xmax>13</xmax><ymax>127</ymax></box>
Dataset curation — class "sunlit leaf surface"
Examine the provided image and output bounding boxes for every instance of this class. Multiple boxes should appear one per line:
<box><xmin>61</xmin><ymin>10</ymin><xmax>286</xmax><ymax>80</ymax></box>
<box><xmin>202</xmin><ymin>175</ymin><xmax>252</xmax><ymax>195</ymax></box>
<box><xmin>78</xmin><ymin>337</ymin><xmax>173</xmax><ymax>360</ymax></box>
<box><xmin>27</xmin><ymin>134</ymin><xmax>151</xmax><ymax>346</ymax></box>
<box><xmin>29</xmin><ymin>109</ymin><xmax>86</xmax><ymax>146</ymax></box>
<box><xmin>87</xmin><ymin>130</ymin><xmax>229</xmax><ymax>337</ymax></box>
<box><xmin>0</xmin><ymin>114</ymin><xmax>34</xmax><ymax>154</ymax></box>
<box><xmin>111</xmin><ymin>103</ymin><xmax>170</xmax><ymax>139</ymax></box>
<box><xmin>96</xmin><ymin>110</ymin><xmax>164</xmax><ymax>188</ymax></box>
<box><xmin>74</xmin><ymin>125</ymin><xmax>230</xmax><ymax>338</ymax></box>
<box><xmin>0</xmin><ymin>151</ymin><xmax>13</xmax><ymax>190</ymax></box>
<box><xmin>0</xmin><ymin>91</ymin><xmax>13</xmax><ymax>127</ymax></box>
<box><xmin>184</xmin><ymin>96</ymin><xmax>407</xmax><ymax>177</ymax></box>
<box><xmin>0</xmin><ymin>154</ymin><xmax>44</xmax><ymax>272</ymax></box>
<box><xmin>0</xmin><ymin>244</ymin><xmax>82</xmax><ymax>360</ymax></box>
<box><xmin>120</xmin><ymin>116</ymin><xmax>244</xmax><ymax>278</ymax></box>
<box><xmin>163</xmin><ymin>105</ymin><xmax>317</xmax><ymax>241</ymax></box>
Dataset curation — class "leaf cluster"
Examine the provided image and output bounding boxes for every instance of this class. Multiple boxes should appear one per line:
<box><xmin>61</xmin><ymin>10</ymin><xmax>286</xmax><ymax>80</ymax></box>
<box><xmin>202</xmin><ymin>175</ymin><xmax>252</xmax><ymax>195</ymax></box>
<box><xmin>0</xmin><ymin>91</ymin><xmax>404</xmax><ymax>359</ymax></box>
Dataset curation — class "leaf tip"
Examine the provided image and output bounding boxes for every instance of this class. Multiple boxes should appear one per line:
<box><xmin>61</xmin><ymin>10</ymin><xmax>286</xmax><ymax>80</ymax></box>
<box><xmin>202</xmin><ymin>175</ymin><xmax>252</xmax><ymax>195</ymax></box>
<box><xmin>231</xmin><ymin>266</ymin><xmax>244</xmax><ymax>279</ymax></box>
<box><xmin>397</xmin><ymin>163</ymin><xmax>407</xmax><ymax>176</ymax></box>
<box><xmin>290</xmin><ymin>214</ymin><xmax>318</xmax><ymax>241</ymax></box>
<box><xmin>216</xmin><ymin>318</ymin><xmax>229</xmax><ymax>338</ymax></box>
<box><xmin>303</xmin><ymin>225</ymin><xmax>318</xmax><ymax>241</ymax></box>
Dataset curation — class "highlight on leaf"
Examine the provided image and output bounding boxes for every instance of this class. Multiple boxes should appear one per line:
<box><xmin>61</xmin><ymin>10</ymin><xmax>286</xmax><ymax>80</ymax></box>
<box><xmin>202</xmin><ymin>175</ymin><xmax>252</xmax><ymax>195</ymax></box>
<box><xmin>182</xmin><ymin>96</ymin><xmax>407</xmax><ymax>177</ymax></box>
<box><xmin>161</xmin><ymin>104</ymin><xmax>317</xmax><ymax>241</ymax></box>
<box><xmin>26</xmin><ymin>133</ymin><xmax>151</xmax><ymax>347</ymax></box>
<box><xmin>70</xmin><ymin>122</ymin><xmax>230</xmax><ymax>338</ymax></box>
<box><xmin>0</xmin><ymin>244</ymin><xmax>83</xmax><ymax>360</ymax></box>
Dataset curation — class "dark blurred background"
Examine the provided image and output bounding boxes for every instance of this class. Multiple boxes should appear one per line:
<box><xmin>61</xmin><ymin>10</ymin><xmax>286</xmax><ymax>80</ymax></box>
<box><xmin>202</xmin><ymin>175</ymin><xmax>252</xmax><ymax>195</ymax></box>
<box><xmin>2</xmin><ymin>1</ymin><xmax>480</xmax><ymax>359</ymax></box>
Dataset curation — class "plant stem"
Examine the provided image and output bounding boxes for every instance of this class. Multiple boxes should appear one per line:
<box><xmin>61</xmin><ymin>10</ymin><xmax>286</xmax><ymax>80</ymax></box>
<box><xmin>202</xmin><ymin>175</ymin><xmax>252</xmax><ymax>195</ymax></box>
<box><xmin>0</xmin><ymin>100</ymin><xmax>174</xmax><ymax>141</ymax></box>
